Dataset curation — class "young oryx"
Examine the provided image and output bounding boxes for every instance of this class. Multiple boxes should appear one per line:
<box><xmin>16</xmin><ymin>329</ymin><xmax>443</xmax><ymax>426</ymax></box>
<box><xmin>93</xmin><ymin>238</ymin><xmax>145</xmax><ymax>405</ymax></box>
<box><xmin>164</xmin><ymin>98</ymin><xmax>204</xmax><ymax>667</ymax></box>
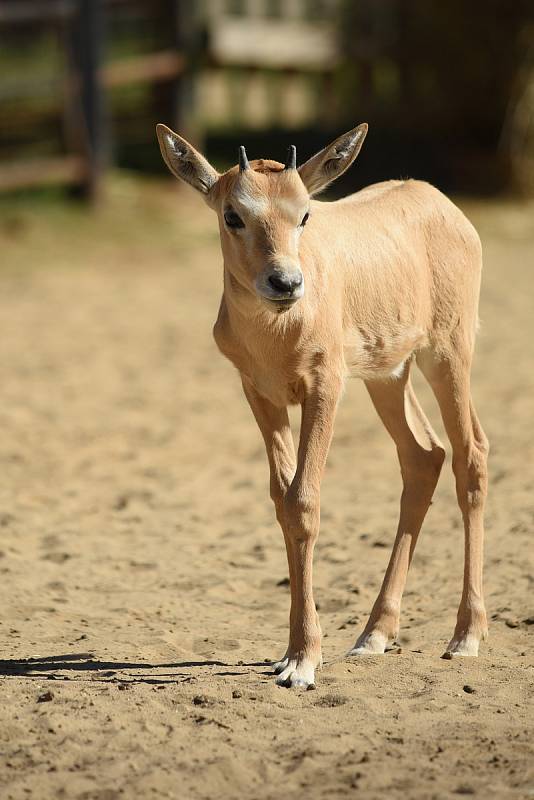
<box><xmin>156</xmin><ymin>122</ymin><xmax>489</xmax><ymax>689</ymax></box>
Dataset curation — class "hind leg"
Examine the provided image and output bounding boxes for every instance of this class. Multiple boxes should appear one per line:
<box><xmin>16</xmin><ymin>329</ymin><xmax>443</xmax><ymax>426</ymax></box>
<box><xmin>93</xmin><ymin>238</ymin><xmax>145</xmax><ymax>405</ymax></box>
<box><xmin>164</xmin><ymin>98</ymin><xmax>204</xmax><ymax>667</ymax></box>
<box><xmin>349</xmin><ymin>364</ymin><xmax>445</xmax><ymax>655</ymax></box>
<box><xmin>418</xmin><ymin>348</ymin><xmax>488</xmax><ymax>657</ymax></box>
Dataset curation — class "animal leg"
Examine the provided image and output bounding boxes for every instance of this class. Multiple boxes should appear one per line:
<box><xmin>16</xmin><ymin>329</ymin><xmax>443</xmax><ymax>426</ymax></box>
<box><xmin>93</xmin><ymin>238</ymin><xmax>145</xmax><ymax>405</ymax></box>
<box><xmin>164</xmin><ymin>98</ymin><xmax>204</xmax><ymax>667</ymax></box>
<box><xmin>349</xmin><ymin>366</ymin><xmax>445</xmax><ymax>655</ymax></box>
<box><xmin>241</xmin><ymin>377</ymin><xmax>297</xmax><ymax>673</ymax></box>
<box><xmin>418</xmin><ymin>349</ymin><xmax>488</xmax><ymax>657</ymax></box>
<box><xmin>274</xmin><ymin>373</ymin><xmax>342</xmax><ymax>688</ymax></box>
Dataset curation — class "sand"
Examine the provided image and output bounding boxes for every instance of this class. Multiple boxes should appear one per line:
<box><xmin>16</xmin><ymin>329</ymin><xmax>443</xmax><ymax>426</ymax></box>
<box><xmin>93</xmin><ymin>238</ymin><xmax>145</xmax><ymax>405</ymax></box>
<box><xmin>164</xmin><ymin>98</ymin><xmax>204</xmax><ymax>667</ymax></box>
<box><xmin>0</xmin><ymin>178</ymin><xmax>533</xmax><ymax>799</ymax></box>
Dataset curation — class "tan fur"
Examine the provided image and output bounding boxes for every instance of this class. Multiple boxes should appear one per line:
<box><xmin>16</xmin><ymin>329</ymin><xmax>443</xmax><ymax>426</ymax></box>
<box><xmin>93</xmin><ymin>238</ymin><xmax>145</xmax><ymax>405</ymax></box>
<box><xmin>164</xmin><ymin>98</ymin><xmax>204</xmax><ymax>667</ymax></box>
<box><xmin>157</xmin><ymin>123</ymin><xmax>489</xmax><ymax>688</ymax></box>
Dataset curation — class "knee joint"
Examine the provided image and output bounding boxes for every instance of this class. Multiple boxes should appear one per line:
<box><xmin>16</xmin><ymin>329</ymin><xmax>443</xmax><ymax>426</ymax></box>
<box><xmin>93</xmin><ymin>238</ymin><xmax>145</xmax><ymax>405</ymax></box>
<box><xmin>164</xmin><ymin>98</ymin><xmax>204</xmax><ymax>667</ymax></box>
<box><xmin>283</xmin><ymin>493</ymin><xmax>320</xmax><ymax>541</ymax></box>
<box><xmin>270</xmin><ymin>476</ymin><xmax>292</xmax><ymax>521</ymax></box>
<box><xmin>453</xmin><ymin>444</ymin><xmax>488</xmax><ymax>509</ymax></box>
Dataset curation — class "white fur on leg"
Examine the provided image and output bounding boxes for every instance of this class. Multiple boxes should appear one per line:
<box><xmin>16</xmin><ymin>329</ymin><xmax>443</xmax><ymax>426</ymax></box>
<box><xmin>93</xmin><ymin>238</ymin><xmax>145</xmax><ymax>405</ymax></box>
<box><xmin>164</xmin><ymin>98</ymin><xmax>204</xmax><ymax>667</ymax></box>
<box><xmin>347</xmin><ymin>629</ymin><xmax>389</xmax><ymax>656</ymax></box>
<box><xmin>442</xmin><ymin>632</ymin><xmax>481</xmax><ymax>658</ymax></box>
<box><xmin>275</xmin><ymin>657</ymin><xmax>317</xmax><ymax>689</ymax></box>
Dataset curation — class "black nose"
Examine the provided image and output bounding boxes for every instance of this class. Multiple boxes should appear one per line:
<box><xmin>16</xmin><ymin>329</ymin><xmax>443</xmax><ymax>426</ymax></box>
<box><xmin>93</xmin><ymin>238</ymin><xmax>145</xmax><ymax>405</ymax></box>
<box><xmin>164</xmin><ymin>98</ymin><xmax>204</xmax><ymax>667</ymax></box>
<box><xmin>268</xmin><ymin>272</ymin><xmax>303</xmax><ymax>295</ymax></box>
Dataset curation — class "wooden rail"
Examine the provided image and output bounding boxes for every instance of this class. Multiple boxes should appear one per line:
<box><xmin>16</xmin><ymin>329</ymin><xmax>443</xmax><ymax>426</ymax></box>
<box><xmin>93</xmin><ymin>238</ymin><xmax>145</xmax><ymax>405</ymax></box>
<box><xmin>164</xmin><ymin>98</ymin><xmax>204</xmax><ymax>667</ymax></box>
<box><xmin>0</xmin><ymin>1</ymin><xmax>75</xmax><ymax>24</ymax></box>
<box><xmin>0</xmin><ymin>51</ymin><xmax>186</xmax><ymax>103</ymax></box>
<box><xmin>207</xmin><ymin>16</ymin><xmax>339</xmax><ymax>71</ymax></box>
<box><xmin>102</xmin><ymin>50</ymin><xmax>186</xmax><ymax>88</ymax></box>
<box><xmin>0</xmin><ymin>156</ymin><xmax>87</xmax><ymax>192</ymax></box>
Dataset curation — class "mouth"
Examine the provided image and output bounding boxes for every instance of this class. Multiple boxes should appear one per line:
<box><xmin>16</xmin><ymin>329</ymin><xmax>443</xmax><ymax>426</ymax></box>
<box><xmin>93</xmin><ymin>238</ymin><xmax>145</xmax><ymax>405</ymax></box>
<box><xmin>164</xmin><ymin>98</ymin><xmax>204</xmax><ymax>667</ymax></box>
<box><xmin>262</xmin><ymin>295</ymin><xmax>300</xmax><ymax>313</ymax></box>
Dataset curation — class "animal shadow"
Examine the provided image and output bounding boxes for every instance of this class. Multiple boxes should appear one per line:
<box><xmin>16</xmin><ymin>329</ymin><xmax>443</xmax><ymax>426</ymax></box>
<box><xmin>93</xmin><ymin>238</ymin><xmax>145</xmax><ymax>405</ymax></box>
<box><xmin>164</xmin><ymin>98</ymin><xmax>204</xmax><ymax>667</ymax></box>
<box><xmin>0</xmin><ymin>653</ymin><xmax>270</xmax><ymax>685</ymax></box>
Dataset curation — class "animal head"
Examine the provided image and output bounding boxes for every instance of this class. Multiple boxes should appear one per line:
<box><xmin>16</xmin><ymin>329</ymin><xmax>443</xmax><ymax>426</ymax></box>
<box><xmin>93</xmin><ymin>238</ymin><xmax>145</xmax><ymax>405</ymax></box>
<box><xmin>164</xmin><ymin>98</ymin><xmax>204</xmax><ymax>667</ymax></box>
<box><xmin>156</xmin><ymin>123</ymin><xmax>368</xmax><ymax>311</ymax></box>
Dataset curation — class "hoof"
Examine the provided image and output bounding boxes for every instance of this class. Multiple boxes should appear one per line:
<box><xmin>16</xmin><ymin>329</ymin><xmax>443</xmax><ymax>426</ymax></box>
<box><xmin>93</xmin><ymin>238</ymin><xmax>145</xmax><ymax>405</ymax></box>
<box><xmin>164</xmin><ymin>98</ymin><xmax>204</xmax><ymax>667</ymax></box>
<box><xmin>272</xmin><ymin>656</ymin><xmax>289</xmax><ymax>675</ymax></box>
<box><xmin>347</xmin><ymin>630</ymin><xmax>389</xmax><ymax>656</ymax></box>
<box><xmin>274</xmin><ymin>658</ymin><xmax>317</xmax><ymax>689</ymax></box>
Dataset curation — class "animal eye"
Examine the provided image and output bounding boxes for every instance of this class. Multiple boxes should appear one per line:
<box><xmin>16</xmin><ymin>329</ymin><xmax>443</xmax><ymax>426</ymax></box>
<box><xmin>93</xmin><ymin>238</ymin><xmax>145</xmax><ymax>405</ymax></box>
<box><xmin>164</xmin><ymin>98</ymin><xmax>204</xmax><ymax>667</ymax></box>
<box><xmin>224</xmin><ymin>210</ymin><xmax>244</xmax><ymax>229</ymax></box>
<box><xmin>299</xmin><ymin>212</ymin><xmax>310</xmax><ymax>227</ymax></box>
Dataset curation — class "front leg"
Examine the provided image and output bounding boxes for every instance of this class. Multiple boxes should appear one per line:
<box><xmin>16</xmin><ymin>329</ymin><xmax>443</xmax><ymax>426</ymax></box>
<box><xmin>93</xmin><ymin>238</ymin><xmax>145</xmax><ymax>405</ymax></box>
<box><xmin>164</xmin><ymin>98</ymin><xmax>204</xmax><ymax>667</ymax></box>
<box><xmin>242</xmin><ymin>372</ymin><xmax>341</xmax><ymax>688</ymax></box>
<box><xmin>241</xmin><ymin>377</ymin><xmax>297</xmax><ymax>674</ymax></box>
<box><xmin>275</xmin><ymin>374</ymin><xmax>342</xmax><ymax>688</ymax></box>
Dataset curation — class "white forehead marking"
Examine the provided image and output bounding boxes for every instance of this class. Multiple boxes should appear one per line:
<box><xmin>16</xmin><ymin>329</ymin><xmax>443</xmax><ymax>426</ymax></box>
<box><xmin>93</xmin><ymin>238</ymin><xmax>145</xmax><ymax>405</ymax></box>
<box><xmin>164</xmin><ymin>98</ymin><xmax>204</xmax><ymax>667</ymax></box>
<box><xmin>231</xmin><ymin>173</ymin><xmax>307</xmax><ymax>221</ymax></box>
<box><xmin>233</xmin><ymin>186</ymin><xmax>269</xmax><ymax>217</ymax></box>
<box><xmin>232</xmin><ymin>189</ymin><xmax>306</xmax><ymax>223</ymax></box>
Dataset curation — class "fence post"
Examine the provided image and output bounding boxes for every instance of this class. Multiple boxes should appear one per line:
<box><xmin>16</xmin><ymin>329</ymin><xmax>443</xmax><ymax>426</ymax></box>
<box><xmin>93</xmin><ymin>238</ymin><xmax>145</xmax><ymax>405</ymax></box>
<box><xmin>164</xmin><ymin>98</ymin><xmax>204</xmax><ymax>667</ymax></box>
<box><xmin>171</xmin><ymin>0</ymin><xmax>201</xmax><ymax>147</ymax></box>
<box><xmin>68</xmin><ymin>0</ymin><xmax>108</xmax><ymax>200</ymax></box>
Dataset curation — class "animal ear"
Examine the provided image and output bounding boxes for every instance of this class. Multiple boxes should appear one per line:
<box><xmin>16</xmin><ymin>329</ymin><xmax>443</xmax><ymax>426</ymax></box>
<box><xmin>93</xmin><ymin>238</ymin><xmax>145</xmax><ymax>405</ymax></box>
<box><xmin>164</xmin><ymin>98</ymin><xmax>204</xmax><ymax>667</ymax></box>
<box><xmin>298</xmin><ymin>123</ymin><xmax>368</xmax><ymax>196</ymax></box>
<box><xmin>156</xmin><ymin>124</ymin><xmax>219</xmax><ymax>195</ymax></box>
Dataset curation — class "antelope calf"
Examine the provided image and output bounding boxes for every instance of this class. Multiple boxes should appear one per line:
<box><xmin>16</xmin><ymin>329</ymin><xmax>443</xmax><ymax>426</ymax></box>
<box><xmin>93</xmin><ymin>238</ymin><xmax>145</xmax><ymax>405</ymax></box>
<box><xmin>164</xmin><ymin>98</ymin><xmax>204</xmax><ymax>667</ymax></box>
<box><xmin>157</xmin><ymin>123</ymin><xmax>488</xmax><ymax>689</ymax></box>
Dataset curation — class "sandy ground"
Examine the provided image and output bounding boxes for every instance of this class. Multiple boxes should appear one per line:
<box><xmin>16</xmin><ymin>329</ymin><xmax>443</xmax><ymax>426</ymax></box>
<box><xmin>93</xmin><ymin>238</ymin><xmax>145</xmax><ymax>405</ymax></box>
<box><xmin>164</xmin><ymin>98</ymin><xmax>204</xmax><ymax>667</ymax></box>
<box><xmin>0</xmin><ymin>177</ymin><xmax>533</xmax><ymax>800</ymax></box>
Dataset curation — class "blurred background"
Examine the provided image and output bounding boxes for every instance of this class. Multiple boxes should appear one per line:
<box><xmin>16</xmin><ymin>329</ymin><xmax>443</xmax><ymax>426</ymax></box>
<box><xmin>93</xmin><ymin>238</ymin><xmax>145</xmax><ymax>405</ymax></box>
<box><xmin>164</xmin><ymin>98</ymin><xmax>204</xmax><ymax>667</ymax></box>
<box><xmin>1</xmin><ymin>0</ymin><xmax>534</xmax><ymax>200</ymax></box>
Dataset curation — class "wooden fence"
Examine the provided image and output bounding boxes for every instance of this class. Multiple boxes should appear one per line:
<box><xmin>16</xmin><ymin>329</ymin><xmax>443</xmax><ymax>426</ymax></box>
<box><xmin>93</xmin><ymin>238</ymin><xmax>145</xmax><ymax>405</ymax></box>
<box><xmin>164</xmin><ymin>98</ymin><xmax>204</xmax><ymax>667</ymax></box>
<box><xmin>0</xmin><ymin>0</ymin><xmax>342</xmax><ymax>200</ymax></box>
<box><xmin>1</xmin><ymin>1</ymin><xmax>531</xmax><ymax>198</ymax></box>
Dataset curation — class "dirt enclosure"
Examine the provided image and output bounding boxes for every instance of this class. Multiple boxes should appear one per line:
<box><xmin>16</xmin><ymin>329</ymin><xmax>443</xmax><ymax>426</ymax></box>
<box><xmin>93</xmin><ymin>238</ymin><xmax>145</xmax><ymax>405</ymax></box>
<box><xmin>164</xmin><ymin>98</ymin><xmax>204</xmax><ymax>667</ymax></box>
<box><xmin>0</xmin><ymin>178</ymin><xmax>533</xmax><ymax>799</ymax></box>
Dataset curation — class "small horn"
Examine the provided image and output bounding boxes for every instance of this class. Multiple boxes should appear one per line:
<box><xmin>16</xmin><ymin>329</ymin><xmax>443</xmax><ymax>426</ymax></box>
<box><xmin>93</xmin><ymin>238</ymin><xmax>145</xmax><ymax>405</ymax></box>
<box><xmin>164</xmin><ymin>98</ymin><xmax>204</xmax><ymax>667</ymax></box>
<box><xmin>238</xmin><ymin>145</ymin><xmax>250</xmax><ymax>171</ymax></box>
<box><xmin>285</xmin><ymin>145</ymin><xmax>296</xmax><ymax>170</ymax></box>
